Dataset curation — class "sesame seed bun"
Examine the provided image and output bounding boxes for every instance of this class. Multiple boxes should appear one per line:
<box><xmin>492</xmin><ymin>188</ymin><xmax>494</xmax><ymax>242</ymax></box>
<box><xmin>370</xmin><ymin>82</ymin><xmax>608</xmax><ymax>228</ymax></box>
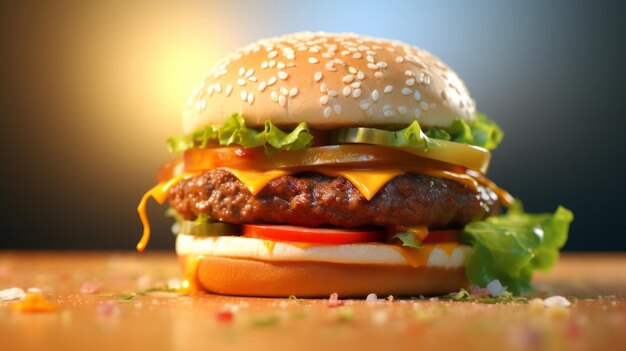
<box><xmin>183</xmin><ymin>32</ymin><xmax>476</xmax><ymax>134</ymax></box>
<box><xmin>176</xmin><ymin>235</ymin><xmax>470</xmax><ymax>297</ymax></box>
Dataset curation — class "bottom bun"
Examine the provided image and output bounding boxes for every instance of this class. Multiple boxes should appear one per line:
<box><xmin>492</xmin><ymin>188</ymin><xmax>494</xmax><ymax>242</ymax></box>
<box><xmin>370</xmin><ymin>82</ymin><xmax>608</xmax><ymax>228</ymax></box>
<box><xmin>188</xmin><ymin>255</ymin><xmax>468</xmax><ymax>297</ymax></box>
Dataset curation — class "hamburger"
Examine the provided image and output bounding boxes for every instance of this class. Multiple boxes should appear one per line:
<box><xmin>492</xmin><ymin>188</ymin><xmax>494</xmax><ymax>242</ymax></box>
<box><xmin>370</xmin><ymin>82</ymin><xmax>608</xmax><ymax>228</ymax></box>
<box><xmin>137</xmin><ymin>32</ymin><xmax>573</xmax><ymax>297</ymax></box>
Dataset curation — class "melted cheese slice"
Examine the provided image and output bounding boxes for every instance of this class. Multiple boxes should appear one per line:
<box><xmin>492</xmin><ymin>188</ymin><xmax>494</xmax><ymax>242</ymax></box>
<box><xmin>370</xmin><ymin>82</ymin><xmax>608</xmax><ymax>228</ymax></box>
<box><xmin>136</xmin><ymin>173</ymin><xmax>198</xmax><ymax>252</ymax></box>
<box><xmin>222</xmin><ymin>166</ymin><xmax>477</xmax><ymax>200</ymax></box>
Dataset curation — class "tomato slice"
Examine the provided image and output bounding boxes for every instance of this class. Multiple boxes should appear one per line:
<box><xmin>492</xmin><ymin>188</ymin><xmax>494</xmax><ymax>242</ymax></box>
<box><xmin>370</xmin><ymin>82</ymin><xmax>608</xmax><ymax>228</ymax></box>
<box><xmin>242</xmin><ymin>225</ymin><xmax>386</xmax><ymax>245</ymax></box>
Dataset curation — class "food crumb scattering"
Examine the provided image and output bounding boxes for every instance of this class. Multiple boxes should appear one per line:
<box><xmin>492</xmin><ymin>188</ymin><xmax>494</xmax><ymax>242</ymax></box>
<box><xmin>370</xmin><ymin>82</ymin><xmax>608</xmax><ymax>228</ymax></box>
<box><xmin>80</xmin><ymin>281</ymin><xmax>100</xmax><ymax>294</ymax></box>
<box><xmin>11</xmin><ymin>292</ymin><xmax>58</xmax><ymax>313</ymax></box>
<box><xmin>543</xmin><ymin>296</ymin><xmax>571</xmax><ymax>308</ymax></box>
<box><xmin>0</xmin><ymin>287</ymin><xmax>26</xmax><ymax>301</ymax></box>
<box><xmin>486</xmin><ymin>279</ymin><xmax>507</xmax><ymax>297</ymax></box>
<box><xmin>366</xmin><ymin>293</ymin><xmax>379</xmax><ymax>302</ymax></box>
<box><xmin>328</xmin><ymin>293</ymin><xmax>344</xmax><ymax>307</ymax></box>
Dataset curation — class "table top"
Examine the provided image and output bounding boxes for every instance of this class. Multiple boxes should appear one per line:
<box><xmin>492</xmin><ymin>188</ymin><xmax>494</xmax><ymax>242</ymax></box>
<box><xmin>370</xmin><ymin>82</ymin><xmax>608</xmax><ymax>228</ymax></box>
<box><xmin>1</xmin><ymin>251</ymin><xmax>625</xmax><ymax>351</ymax></box>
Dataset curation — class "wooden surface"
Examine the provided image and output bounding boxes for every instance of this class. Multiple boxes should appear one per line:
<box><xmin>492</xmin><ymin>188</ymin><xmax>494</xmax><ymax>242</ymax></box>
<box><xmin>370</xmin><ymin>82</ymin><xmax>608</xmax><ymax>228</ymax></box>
<box><xmin>1</xmin><ymin>252</ymin><xmax>625</xmax><ymax>351</ymax></box>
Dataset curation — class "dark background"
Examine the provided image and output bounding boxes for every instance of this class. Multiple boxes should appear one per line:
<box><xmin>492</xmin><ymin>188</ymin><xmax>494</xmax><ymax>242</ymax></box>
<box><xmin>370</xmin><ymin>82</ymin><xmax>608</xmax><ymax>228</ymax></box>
<box><xmin>1</xmin><ymin>1</ymin><xmax>625</xmax><ymax>251</ymax></box>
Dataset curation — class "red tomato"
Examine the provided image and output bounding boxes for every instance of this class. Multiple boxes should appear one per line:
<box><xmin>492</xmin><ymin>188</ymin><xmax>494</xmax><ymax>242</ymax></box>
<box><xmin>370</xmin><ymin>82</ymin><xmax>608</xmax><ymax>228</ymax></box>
<box><xmin>242</xmin><ymin>225</ymin><xmax>386</xmax><ymax>245</ymax></box>
<box><xmin>422</xmin><ymin>230</ymin><xmax>461</xmax><ymax>244</ymax></box>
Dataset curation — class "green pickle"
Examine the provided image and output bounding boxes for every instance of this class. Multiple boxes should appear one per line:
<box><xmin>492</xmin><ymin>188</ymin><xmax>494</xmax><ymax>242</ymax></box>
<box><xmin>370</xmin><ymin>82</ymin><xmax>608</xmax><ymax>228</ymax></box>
<box><xmin>177</xmin><ymin>220</ymin><xmax>241</xmax><ymax>236</ymax></box>
<box><xmin>331</xmin><ymin>127</ymin><xmax>400</xmax><ymax>146</ymax></box>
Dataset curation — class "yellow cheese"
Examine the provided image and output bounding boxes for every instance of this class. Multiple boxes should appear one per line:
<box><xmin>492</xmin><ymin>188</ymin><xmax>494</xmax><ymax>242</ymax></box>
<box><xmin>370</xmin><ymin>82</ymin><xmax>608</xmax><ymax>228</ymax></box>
<box><xmin>136</xmin><ymin>173</ymin><xmax>198</xmax><ymax>252</ymax></box>
<box><xmin>391</xmin><ymin>243</ymin><xmax>460</xmax><ymax>268</ymax></box>
<box><xmin>177</xmin><ymin>255</ymin><xmax>203</xmax><ymax>294</ymax></box>
<box><xmin>226</xmin><ymin>168</ymin><xmax>291</xmax><ymax>195</ymax></box>
<box><xmin>317</xmin><ymin>169</ymin><xmax>405</xmax><ymax>200</ymax></box>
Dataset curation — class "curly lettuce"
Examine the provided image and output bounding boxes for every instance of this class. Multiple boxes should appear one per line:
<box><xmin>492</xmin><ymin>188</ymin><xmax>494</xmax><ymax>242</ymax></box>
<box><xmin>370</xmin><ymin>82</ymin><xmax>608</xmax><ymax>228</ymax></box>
<box><xmin>167</xmin><ymin>113</ymin><xmax>313</xmax><ymax>153</ymax></box>
<box><xmin>425</xmin><ymin>113</ymin><xmax>504</xmax><ymax>150</ymax></box>
<box><xmin>461</xmin><ymin>201</ymin><xmax>573</xmax><ymax>294</ymax></box>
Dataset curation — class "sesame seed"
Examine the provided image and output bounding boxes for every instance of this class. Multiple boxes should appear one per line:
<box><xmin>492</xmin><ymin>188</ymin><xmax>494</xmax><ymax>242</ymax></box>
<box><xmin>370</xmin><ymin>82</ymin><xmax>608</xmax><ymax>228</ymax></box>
<box><xmin>404</xmin><ymin>70</ymin><xmax>415</xmax><ymax>77</ymax></box>
<box><xmin>333</xmin><ymin>58</ymin><xmax>345</xmax><ymax>66</ymax></box>
<box><xmin>270</xmin><ymin>91</ymin><xmax>278</xmax><ymax>102</ymax></box>
<box><xmin>414</xmin><ymin>90</ymin><xmax>421</xmax><ymax>101</ymax></box>
<box><xmin>384</xmin><ymin>85</ymin><xmax>393</xmax><ymax>93</ymax></box>
<box><xmin>395</xmin><ymin>56</ymin><xmax>404</xmax><ymax>63</ymax></box>
<box><xmin>325</xmin><ymin>61</ymin><xmax>335</xmax><ymax>71</ymax></box>
<box><xmin>376</xmin><ymin>61</ymin><xmax>388</xmax><ymax>69</ymax></box>
<box><xmin>356</xmin><ymin>71</ymin><xmax>365</xmax><ymax>80</ymax></box>
<box><xmin>320</xmin><ymin>83</ymin><xmax>328</xmax><ymax>93</ymax></box>
<box><xmin>367</xmin><ymin>63</ymin><xmax>378</xmax><ymax>70</ymax></box>
<box><xmin>328</xmin><ymin>89</ymin><xmax>338</xmax><ymax>97</ymax></box>
<box><xmin>285</xmin><ymin>52</ymin><xmax>295</xmax><ymax>60</ymax></box>
<box><xmin>225</xmin><ymin>85</ymin><xmax>233</xmax><ymax>96</ymax></box>
<box><xmin>320</xmin><ymin>95</ymin><xmax>330</xmax><ymax>105</ymax></box>
<box><xmin>277</xmin><ymin>62</ymin><xmax>285</xmax><ymax>69</ymax></box>
<box><xmin>278</xmin><ymin>95</ymin><xmax>287</xmax><ymax>107</ymax></box>
<box><xmin>406</xmin><ymin>78</ymin><xmax>415</xmax><ymax>86</ymax></box>
<box><xmin>267</xmin><ymin>76</ymin><xmax>277</xmax><ymax>86</ymax></box>
<box><xmin>333</xmin><ymin>104</ymin><xmax>342</xmax><ymax>114</ymax></box>
<box><xmin>420</xmin><ymin>101</ymin><xmax>429</xmax><ymax>110</ymax></box>
<box><xmin>247</xmin><ymin>92</ymin><xmax>255</xmax><ymax>104</ymax></box>
<box><xmin>250</xmin><ymin>76</ymin><xmax>258</xmax><ymax>82</ymax></box>
<box><xmin>350</xmin><ymin>81</ymin><xmax>361</xmax><ymax>89</ymax></box>
<box><xmin>237</xmin><ymin>78</ymin><xmax>246</xmax><ymax>86</ymax></box>
<box><xmin>402</xmin><ymin>88</ymin><xmax>412</xmax><ymax>95</ymax></box>
<box><xmin>423</xmin><ymin>75</ymin><xmax>431</xmax><ymax>84</ymax></box>
<box><xmin>323</xmin><ymin>106</ymin><xmax>332</xmax><ymax>118</ymax></box>
<box><xmin>269</xmin><ymin>60</ymin><xmax>276</xmax><ymax>68</ymax></box>
<box><xmin>366</xmin><ymin>55</ymin><xmax>375</xmax><ymax>63</ymax></box>
<box><xmin>314</xmin><ymin>71</ymin><xmax>323</xmax><ymax>82</ymax></box>
<box><xmin>287</xmin><ymin>62</ymin><xmax>295</xmax><ymax>68</ymax></box>
<box><xmin>342</xmin><ymin>87</ymin><xmax>351</xmax><ymax>96</ymax></box>
<box><xmin>374</xmin><ymin>72</ymin><xmax>384</xmax><ymax>79</ymax></box>
<box><xmin>268</xmin><ymin>51</ymin><xmax>278</xmax><ymax>59</ymax></box>
<box><xmin>352</xmin><ymin>89</ymin><xmax>362</xmax><ymax>98</ymax></box>
<box><xmin>245</xmin><ymin>69</ymin><xmax>254</xmax><ymax>78</ymax></box>
<box><xmin>371</xmin><ymin>89</ymin><xmax>380</xmax><ymax>102</ymax></box>
<box><xmin>341</xmin><ymin>50</ymin><xmax>350</xmax><ymax>56</ymax></box>
<box><xmin>348</xmin><ymin>66</ymin><xmax>357</xmax><ymax>74</ymax></box>
<box><xmin>277</xmin><ymin>71</ymin><xmax>288</xmax><ymax>80</ymax></box>
<box><xmin>258</xmin><ymin>81</ymin><xmax>267</xmax><ymax>92</ymax></box>
<box><xmin>397</xmin><ymin>106</ymin><xmax>407</xmax><ymax>115</ymax></box>
<box><xmin>366</xmin><ymin>50</ymin><xmax>377</xmax><ymax>56</ymax></box>
<box><xmin>414</xmin><ymin>108</ymin><xmax>421</xmax><ymax>117</ymax></box>
<box><xmin>384</xmin><ymin>109</ymin><xmax>394</xmax><ymax>117</ymax></box>
<box><xmin>238</xmin><ymin>67</ymin><xmax>245</xmax><ymax>75</ymax></box>
<box><xmin>353</xmin><ymin>52</ymin><xmax>362</xmax><ymax>59</ymax></box>
<box><xmin>280</xmin><ymin>86</ymin><xmax>288</xmax><ymax>96</ymax></box>
<box><xmin>342</xmin><ymin>75</ymin><xmax>354</xmax><ymax>83</ymax></box>
<box><xmin>321</xmin><ymin>53</ymin><xmax>332</xmax><ymax>59</ymax></box>
<box><xmin>240</xmin><ymin>90</ymin><xmax>247</xmax><ymax>101</ymax></box>
<box><xmin>359</xmin><ymin>100</ymin><xmax>370</xmax><ymax>110</ymax></box>
<box><xmin>308</xmin><ymin>57</ymin><xmax>319</xmax><ymax>64</ymax></box>
<box><xmin>214</xmin><ymin>84</ymin><xmax>222</xmax><ymax>93</ymax></box>
<box><xmin>289</xmin><ymin>87</ymin><xmax>299</xmax><ymax>97</ymax></box>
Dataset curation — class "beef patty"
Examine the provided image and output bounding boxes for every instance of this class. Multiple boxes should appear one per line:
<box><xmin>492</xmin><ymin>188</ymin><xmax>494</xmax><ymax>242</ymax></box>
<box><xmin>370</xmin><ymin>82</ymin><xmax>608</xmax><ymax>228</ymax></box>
<box><xmin>168</xmin><ymin>169</ymin><xmax>502</xmax><ymax>229</ymax></box>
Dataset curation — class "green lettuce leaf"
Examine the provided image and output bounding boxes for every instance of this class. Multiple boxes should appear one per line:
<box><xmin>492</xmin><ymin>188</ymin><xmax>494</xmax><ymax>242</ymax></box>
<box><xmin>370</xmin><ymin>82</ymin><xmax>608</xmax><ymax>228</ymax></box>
<box><xmin>461</xmin><ymin>201</ymin><xmax>573</xmax><ymax>294</ymax></box>
<box><xmin>167</xmin><ymin>113</ymin><xmax>313</xmax><ymax>153</ymax></box>
<box><xmin>390</xmin><ymin>232</ymin><xmax>423</xmax><ymax>249</ymax></box>
<box><xmin>425</xmin><ymin>113</ymin><xmax>504</xmax><ymax>150</ymax></box>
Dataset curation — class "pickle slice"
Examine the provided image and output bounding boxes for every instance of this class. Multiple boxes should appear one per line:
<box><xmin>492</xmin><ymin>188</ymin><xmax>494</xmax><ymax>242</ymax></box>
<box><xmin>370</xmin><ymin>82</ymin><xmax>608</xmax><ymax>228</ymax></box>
<box><xmin>330</xmin><ymin>126</ymin><xmax>491</xmax><ymax>173</ymax></box>
<box><xmin>331</xmin><ymin>127</ymin><xmax>402</xmax><ymax>146</ymax></box>
<box><xmin>177</xmin><ymin>221</ymin><xmax>241</xmax><ymax>236</ymax></box>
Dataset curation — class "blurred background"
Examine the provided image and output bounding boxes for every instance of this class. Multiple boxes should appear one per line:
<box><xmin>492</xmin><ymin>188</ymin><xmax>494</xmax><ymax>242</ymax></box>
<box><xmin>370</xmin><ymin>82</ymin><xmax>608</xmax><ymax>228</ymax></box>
<box><xmin>1</xmin><ymin>0</ymin><xmax>624</xmax><ymax>251</ymax></box>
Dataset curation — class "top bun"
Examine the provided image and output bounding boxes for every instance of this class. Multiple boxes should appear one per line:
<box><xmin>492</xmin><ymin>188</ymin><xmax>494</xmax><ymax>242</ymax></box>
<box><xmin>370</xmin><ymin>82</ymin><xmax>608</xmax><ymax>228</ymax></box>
<box><xmin>183</xmin><ymin>32</ymin><xmax>476</xmax><ymax>133</ymax></box>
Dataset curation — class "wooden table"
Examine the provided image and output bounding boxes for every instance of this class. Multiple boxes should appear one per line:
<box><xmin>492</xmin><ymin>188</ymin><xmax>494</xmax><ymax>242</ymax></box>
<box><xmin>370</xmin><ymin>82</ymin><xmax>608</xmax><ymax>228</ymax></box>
<box><xmin>1</xmin><ymin>252</ymin><xmax>625</xmax><ymax>351</ymax></box>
